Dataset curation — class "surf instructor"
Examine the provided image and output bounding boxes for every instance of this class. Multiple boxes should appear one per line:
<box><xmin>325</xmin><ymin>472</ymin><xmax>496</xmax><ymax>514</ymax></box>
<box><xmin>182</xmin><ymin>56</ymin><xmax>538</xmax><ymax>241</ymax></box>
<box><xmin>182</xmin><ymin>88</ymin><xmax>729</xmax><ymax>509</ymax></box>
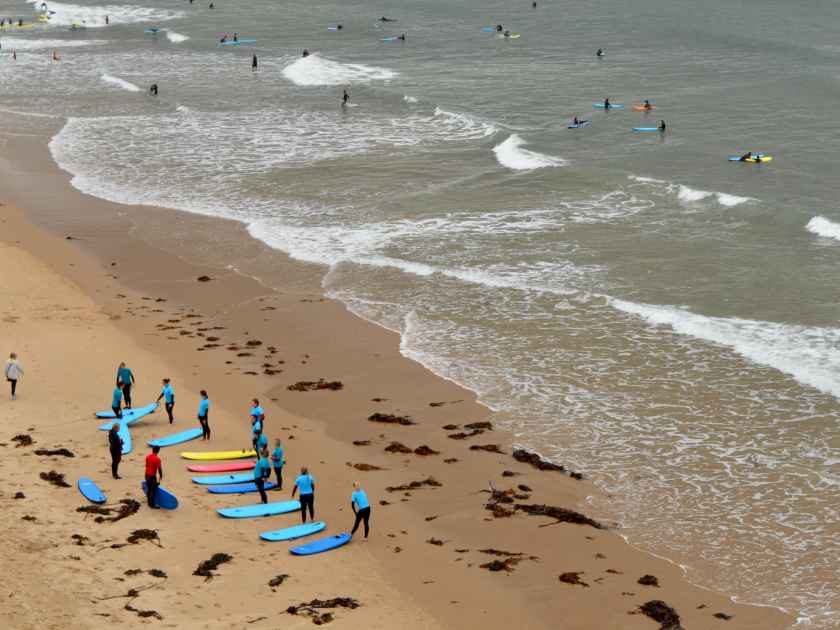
<box><xmin>145</xmin><ymin>445</ymin><xmax>163</xmax><ymax>509</ymax></box>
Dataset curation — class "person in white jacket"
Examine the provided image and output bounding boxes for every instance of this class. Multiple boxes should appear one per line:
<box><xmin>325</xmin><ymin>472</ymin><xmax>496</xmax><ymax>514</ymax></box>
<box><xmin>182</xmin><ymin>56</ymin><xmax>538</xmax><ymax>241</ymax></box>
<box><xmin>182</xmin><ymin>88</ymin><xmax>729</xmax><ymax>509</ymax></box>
<box><xmin>5</xmin><ymin>353</ymin><xmax>23</xmax><ymax>400</ymax></box>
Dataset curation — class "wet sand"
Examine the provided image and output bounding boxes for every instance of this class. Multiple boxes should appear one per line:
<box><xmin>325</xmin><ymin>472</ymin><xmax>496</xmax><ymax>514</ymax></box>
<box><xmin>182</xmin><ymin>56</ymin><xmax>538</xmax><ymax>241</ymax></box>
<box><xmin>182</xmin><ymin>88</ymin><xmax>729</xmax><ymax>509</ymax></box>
<box><xmin>0</xmin><ymin>133</ymin><xmax>794</xmax><ymax>628</ymax></box>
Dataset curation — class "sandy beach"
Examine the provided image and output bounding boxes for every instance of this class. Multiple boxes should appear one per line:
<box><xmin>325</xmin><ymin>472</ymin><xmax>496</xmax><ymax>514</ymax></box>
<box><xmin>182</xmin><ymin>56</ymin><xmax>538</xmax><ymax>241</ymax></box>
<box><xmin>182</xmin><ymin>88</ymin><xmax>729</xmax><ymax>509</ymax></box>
<box><xmin>0</xmin><ymin>185</ymin><xmax>794</xmax><ymax>630</ymax></box>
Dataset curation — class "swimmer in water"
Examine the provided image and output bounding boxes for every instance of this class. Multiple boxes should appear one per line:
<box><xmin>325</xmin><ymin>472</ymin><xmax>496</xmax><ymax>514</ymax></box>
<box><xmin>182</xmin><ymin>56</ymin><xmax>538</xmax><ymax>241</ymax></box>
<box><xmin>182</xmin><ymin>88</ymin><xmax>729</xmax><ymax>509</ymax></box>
<box><xmin>643</xmin><ymin>99</ymin><xmax>653</xmax><ymax>110</ymax></box>
<box><xmin>252</xmin><ymin>53</ymin><xmax>258</xmax><ymax>69</ymax></box>
<box><xmin>336</xmin><ymin>24</ymin><xmax>343</xmax><ymax>30</ymax></box>
<box><xmin>379</xmin><ymin>16</ymin><xmax>396</xmax><ymax>22</ymax></box>
<box><xmin>573</xmin><ymin>116</ymin><xmax>580</xmax><ymax>125</ymax></box>
<box><xmin>397</xmin><ymin>33</ymin><xmax>405</xmax><ymax>40</ymax></box>
<box><xmin>503</xmin><ymin>29</ymin><xmax>511</xmax><ymax>37</ymax></box>
<box><xmin>219</xmin><ymin>34</ymin><xmax>227</xmax><ymax>43</ymax></box>
<box><xmin>149</xmin><ymin>83</ymin><xmax>158</xmax><ymax>96</ymax></box>
<box><xmin>342</xmin><ymin>89</ymin><xmax>349</xmax><ymax>106</ymax></box>
<box><xmin>209</xmin><ymin>2</ymin><xmax>214</xmax><ymax>8</ymax></box>
<box><xmin>233</xmin><ymin>32</ymin><xmax>238</xmax><ymax>42</ymax></box>
<box><xmin>596</xmin><ymin>48</ymin><xmax>604</xmax><ymax>57</ymax></box>
<box><xmin>495</xmin><ymin>24</ymin><xmax>503</xmax><ymax>32</ymax></box>
<box><xmin>302</xmin><ymin>48</ymin><xmax>309</xmax><ymax>57</ymax></box>
<box><xmin>659</xmin><ymin>120</ymin><xmax>666</xmax><ymax>132</ymax></box>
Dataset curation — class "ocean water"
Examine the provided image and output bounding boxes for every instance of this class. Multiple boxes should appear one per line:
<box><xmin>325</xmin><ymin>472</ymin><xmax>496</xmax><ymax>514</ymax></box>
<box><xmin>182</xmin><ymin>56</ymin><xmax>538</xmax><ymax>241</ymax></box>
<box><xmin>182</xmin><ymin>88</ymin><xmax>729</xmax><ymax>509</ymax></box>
<box><xmin>1</xmin><ymin>0</ymin><xmax>839</xmax><ymax>624</ymax></box>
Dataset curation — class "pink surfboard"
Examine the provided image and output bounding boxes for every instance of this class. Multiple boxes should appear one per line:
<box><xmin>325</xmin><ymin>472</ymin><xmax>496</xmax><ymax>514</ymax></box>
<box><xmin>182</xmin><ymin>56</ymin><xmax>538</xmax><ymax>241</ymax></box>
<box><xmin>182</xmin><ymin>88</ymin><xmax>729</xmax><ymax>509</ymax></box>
<box><xmin>187</xmin><ymin>461</ymin><xmax>255</xmax><ymax>473</ymax></box>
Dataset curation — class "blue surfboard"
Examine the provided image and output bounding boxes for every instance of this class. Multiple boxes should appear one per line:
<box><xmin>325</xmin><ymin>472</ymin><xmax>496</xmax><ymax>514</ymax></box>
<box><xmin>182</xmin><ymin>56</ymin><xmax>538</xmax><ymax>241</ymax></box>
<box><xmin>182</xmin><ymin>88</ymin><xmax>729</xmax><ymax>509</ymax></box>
<box><xmin>382</xmin><ymin>36</ymin><xmax>400</xmax><ymax>42</ymax></box>
<box><xmin>217</xmin><ymin>500</ymin><xmax>301</xmax><ymax>519</ymax></box>
<box><xmin>593</xmin><ymin>103</ymin><xmax>624</xmax><ymax>109</ymax></box>
<box><xmin>290</xmin><ymin>533</ymin><xmax>351</xmax><ymax>555</ymax></box>
<box><xmin>192</xmin><ymin>472</ymin><xmax>256</xmax><ymax>485</ymax></box>
<box><xmin>260</xmin><ymin>521</ymin><xmax>326</xmax><ymax>542</ymax></box>
<box><xmin>481</xmin><ymin>26</ymin><xmax>497</xmax><ymax>32</ymax></box>
<box><xmin>207</xmin><ymin>481</ymin><xmax>277</xmax><ymax>494</ymax></box>
<box><xmin>220</xmin><ymin>38</ymin><xmax>256</xmax><ymax>46</ymax></box>
<box><xmin>78</xmin><ymin>477</ymin><xmax>106</xmax><ymax>504</ymax></box>
<box><xmin>633</xmin><ymin>127</ymin><xmax>662</xmax><ymax>132</ymax></box>
<box><xmin>141</xmin><ymin>481</ymin><xmax>179</xmax><ymax>509</ymax></box>
<box><xmin>148</xmin><ymin>427</ymin><xmax>203</xmax><ymax>448</ymax></box>
<box><xmin>97</xmin><ymin>402</ymin><xmax>158</xmax><ymax>426</ymax></box>
<box><xmin>568</xmin><ymin>120</ymin><xmax>590</xmax><ymax>129</ymax></box>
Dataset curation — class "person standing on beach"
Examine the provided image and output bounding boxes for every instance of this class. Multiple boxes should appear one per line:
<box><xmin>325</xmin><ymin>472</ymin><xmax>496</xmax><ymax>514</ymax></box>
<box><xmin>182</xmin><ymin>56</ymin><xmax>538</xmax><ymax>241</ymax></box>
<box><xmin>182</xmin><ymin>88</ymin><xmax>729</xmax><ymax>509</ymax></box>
<box><xmin>144</xmin><ymin>445</ymin><xmax>163</xmax><ymax>509</ymax></box>
<box><xmin>250</xmin><ymin>398</ymin><xmax>264</xmax><ymax>428</ymax></box>
<box><xmin>5</xmin><ymin>352</ymin><xmax>23</xmax><ymax>400</ymax></box>
<box><xmin>111</xmin><ymin>384</ymin><xmax>123</xmax><ymax>419</ymax></box>
<box><xmin>253</xmin><ymin>448</ymin><xmax>271</xmax><ymax>504</ymax></box>
<box><xmin>108</xmin><ymin>423</ymin><xmax>123</xmax><ymax>479</ymax></box>
<box><xmin>156</xmin><ymin>378</ymin><xmax>175</xmax><ymax>423</ymax></box>
<box><xmin>291</xmin><ymin>466</ymin><xmax>315</xmax><ymax>523</ymax></box>
<box><xmin>198</xmin><ymin>389</ymin><xmax>210</xmax><ymax>439</ymax></box>
<box><xmin>255</xmin><ymin>427</ymin><xmax>268</xmax><ymax>455</ymax></box>
<box><xmin>251</xmin><ymin>418</ymin><xmax>264</xmax><ymax>453</ymax></box>
<box><xmin>350</xmin><ymin>481</ymin><xmax>371</xmax><ymax>540</ymax></box>
<box><xmin>116</xmin><ymin>362</ymin><xmax>135</xmax><ymax>409</ymax></box>
<box><xmin>270</xmin><ymin>438</ymin><xmax>284</xmax><ymax>489</ymax></box>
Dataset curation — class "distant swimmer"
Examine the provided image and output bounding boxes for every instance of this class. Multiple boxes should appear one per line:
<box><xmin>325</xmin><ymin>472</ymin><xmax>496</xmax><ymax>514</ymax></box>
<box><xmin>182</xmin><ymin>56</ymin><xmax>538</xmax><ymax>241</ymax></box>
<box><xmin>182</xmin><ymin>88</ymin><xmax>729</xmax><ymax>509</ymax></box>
<box><xmin>52</xmin><ymin>50</ymin><xmax>60</xmax><ymax>61</ymax></box>
<box><xmin>149</xmin><ymin>83</ymin><xmax>158</xmax><ymax>96</ymax></box>
<box><xmin>659</xmin><ymin>120</ymin><xmax>666</xmax><ymax>132</ymax></box>
<box><xmin>573</xmin><ymin>116</ymin><xmax>580</xmax><ymax>125</ymax></box>
<box><xmin>503</xmin><ymin>29</ymin><xmax>511</xmax><ymax>37</ymax></box>
<box><xmin>13</xmin><ymin>51</ymin><xmax>16</xmax><ymax>60</ymax></box>
<box><xmin>219</xmin><ymin>34</ymin><xmax>227</xmax><ymax>43</ymax></box>
<box><xmin>336</xmin><ymin>24</ymin><xmax>343</xmax><ymax>30</ymax></box>
<box><xmin>40</xmin><ymin>2</ymin><xmax>47</xmax><ymax>10</ymax></box>
<box><xmin>533</xmin><ymin>1</ymin><xmax>538</xmax><ymax>6</ymax></box>
<box><xmin>397</xmin><ymin>32</ymin><xmax>405</xmax><ymax>40</ymax></box>
<box><xmin>302</xmin><ymin>48</ymin><xmax>310</xmax><ymax>57</ymax></box>
<box><xmin>342</xmin><ymin>89</ymin><xmax>349</xmax><ymax>106</ymax></box>
<box><xmin>208</xmin><ymin>2</ymin><xmax>214</xmax><ymax>8</ymax></box>
<box><xmin>252</xmin><ymin>53</ymin><xmax>258</xmax><ymax>69</ymax></box>
<box><xmin>233</xmin><ymin>32</ymin><xmax>238</xmax><ymax>42</ymax></box>
<box><xmin>596</xmin><ymin>48</ymin><xmax>604</xmax><ymax>57</ymax></box>
<box><xmin>379</xmin><ymin>16</ymin><xmax>397</xmax><ymax>22</ymax></box>
<box><xmin>738</xmin><ymin>151</ymin><xmax>753</xmax><ymax>162</ymax></box>
<box><xmin>604</xmin><ymin>97</ymin><xmax>611</xmax><ymax>110</ymax></box>
<box><xmin>105</xmin><ymin>15</ymin><xmax>109</xmax><ymax>25</ymax></box>
<box><xmin>643</xmin><ymin>99</ymin><xmax>653</xmax><ymax>110</ymax></box>
<box><xmin>495</xmin><ymin>24</ymin><xmax>503</xmax><ymax>32</ymax></box>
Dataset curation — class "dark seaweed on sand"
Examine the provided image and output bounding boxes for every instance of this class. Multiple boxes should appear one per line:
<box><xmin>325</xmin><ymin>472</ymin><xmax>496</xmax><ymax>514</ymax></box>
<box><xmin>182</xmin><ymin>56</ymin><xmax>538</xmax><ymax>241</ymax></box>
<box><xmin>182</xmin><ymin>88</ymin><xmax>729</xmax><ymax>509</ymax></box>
<box><xmin>77</xmin><ymin>498</ymin><xmax>141</xmax><ymax>523</ymax></box>
<box><xmin>638</xmin><ymin>574</ymin><xmax>660</xmax><ymax>587</ymax></box>
<box><xmin>39</xmin><ymin>470</ymin><xmax>71</xmax><ymax>487</ymax></box>
<box><xmin>638</xmin><ymin>600</ymin><xmax>683</xmax><ymax>630</ymax></box>
<box><xmin>559</xmin><ymin>572</ymin><xmax>589</xmax><ymax>587</ymax></box>
<box><xmin>287</xmin><ymin>597</ymin><xmax>360</xmax><ymax>624</ymax></box>
<box><xmin>368</xmin><ymin>412</ymin><xmax>415</xmax><ymax>426</ymax></box>
<box><xmin>385</xmin><ymin>477</ymin><xmax>441</xmax><ymax>492</ymax></box>
<box><xmin>193</xmin><ymin>553</ymin><xmax>232</xmax><ymax>580</ymax></box>
<box><xmin>384</xmin><ymin>441</ymin><xmax>412</xmax><ymax>454</ymax></box>
<box><xmin>268</xmin><ymin>574</ymin><xmax>290</xmax><ymax>588</ymax></box>
<box><xmin>288</xmin><ymin>379</ymin><xmax>343</xmax><ymax>392</ymax></box>
<box><xmin>34</xmin><ymin>447</ymin><xmax>75</xmax><ymax>457</ymax></box>
<box><xmin>515</xmin><ymin>504</ymin><xmax>605</xmax><ymax>529</ymax></box>
<box><xmin>124</xmin><ymin>602</ymin><xmax>163</xmax><ymax>620</ymax></box>
<box><xmin>470</xmin><ymin>444</ymin><xmax>504</xmax><ymax>454</ymax></box>
<box><xmin>12</xmin><ymin>434</ymin><xmax>33</xmax><ymax>447</ymax></box>
<box><xmin>512</xmin><ymin>449</ymin><xmax>565</xmax><ymax>472</ymax></box>
<box><xmin>127</xmin><ymin>529</ymin><xmax>161</xmax><ymax>546</ymax></box>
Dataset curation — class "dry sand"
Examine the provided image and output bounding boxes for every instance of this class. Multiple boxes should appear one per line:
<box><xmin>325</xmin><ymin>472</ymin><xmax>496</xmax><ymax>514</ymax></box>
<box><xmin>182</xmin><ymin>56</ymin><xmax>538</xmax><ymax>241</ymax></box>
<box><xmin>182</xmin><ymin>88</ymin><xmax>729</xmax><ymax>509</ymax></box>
<box><xmin>0</xmin><ymin>201</ymin><xmax>793</xmax><ymax>629</ymax></box>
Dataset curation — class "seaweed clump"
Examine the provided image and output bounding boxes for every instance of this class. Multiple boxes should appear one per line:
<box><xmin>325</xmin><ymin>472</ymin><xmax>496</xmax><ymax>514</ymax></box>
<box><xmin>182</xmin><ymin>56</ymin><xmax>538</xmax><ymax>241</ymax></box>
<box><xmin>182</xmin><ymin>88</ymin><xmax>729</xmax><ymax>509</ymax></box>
<box><xmin>558</xmin><ymin>572</ymin><xmax>589</xmax><ymax>587</ymax></box>
<box><xmin>288</xmin><ymin>379</ymin><xmax>343</xmax><ymax>392</ymax></box>
<box><xmin>193</xmin><ymin>553</ymin><xmax>232</xmax><ymax>580</ymax></box>
<box><xmin>368</xmin><ymin>413</ymin><xmax>415</xmax><ymax>426</ymax></box>
<box><xmin>287</xmin><ymin>597</ymin><xmax>360</xmax><ymax>625</ymax></box>
<box><xmin>638</xmin><ymin>600</ymin><xmax>683</xmax><ymax>630</ymax></box>
<box><xmin>40</xmin><ymin>470</ymin><xmax>71</xmax><ymax>488</ymax></box>
<box><xmin>515</xmin><ymin>504</ymin><xmax>604</xmax><ymax>529</ymax></box>
<box><xmin>34</xmin><ymin>447</ymin><xmax>75</xmax><ymax>457</ymax></box>
<box><xmin>385</xmin><ymin>477</ymin><xmax>442</xmax><ymax>492</ymax></box>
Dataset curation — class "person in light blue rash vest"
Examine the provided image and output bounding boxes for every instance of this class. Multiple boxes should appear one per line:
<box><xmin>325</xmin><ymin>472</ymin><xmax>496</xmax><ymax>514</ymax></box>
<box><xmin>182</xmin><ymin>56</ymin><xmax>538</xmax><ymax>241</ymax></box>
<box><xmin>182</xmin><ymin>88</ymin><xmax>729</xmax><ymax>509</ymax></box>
<box><xmin>156</xmin><ymin>378</ymin><xmax>175</xmax><ymax>423</ymax></box>
<box><xmin>116</xmin><ymin>361</ymin><xmax>134</xmax><ymax>409</ymax></box>
<box><xmin>253</xmin><ymin>448</ymin><xmax>271</xmax><ymax>503</ymax></box>
<box><xmin>111</xmin><ymin>384</ymin><xmax>123</xmax><ymax>419</ymax></box>
<box><xmin>198</xmin><ymin>390</ymin><xmax>210</xmax><ymax>439</ymax></box>
<box><xmin>271</xmin><ymin>438</ymin><xmax>284</xmax><ymax>488</ymax></box>
<box><xmin>292</xmin><ymin>466</ymin><xmax>315</xmax><ymax>523</ymax></box>
<box><xmin>350</xmin><ymin>481</ymin><xmax>371</xmax><ymax>539</ymax></box>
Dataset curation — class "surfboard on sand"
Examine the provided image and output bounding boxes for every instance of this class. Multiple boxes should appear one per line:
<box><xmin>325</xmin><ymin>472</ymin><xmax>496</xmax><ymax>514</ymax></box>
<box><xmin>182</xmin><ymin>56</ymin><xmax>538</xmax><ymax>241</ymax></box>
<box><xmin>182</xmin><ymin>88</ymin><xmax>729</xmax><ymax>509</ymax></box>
<box><xmin>141</xmin><ymin>481</ymin><xmax>179</xmax><ymax>509</ymax></box>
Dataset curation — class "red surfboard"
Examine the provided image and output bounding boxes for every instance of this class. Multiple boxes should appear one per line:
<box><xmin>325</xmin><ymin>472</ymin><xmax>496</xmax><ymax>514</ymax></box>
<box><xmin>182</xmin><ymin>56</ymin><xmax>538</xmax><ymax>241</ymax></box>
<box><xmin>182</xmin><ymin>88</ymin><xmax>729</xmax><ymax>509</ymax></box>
<box><xmin>187</xmin><ymin>461</ymin><xmax>255</xmax><ymax>473</ymax></box>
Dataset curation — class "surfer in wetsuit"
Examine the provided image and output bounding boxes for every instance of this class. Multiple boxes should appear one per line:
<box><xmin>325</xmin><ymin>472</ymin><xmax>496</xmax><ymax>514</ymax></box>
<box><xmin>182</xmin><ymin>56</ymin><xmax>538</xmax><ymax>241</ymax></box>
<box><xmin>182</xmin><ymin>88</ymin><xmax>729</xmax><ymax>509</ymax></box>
<box><xmin>302</xmin><ymin>48</ymin><xmax>310</xmax><ymax>57</ymax></box>
<box><xmin>596</xmin><ymin>48</ymin><xmax>604</xmax><ymax>57</ymax></box>
<box><xmin>643</xmin><ymin>99</ymin><xmax>653</xmax><ymax>110</ymax></box>
<box><xmin>271</xmin><ymin>438</ymin><xmax>284</xmax><ymax>488</ymax></box>
<box><xmin>659</xmin><ymin>120</ymin><xmax>666</xmax><ymax>132</ymax></box>
<box><xmin>252</xmin><ymin>53</ymin><xmax>258</xmax><ymax>69</ymax></box>
<box><xmin>342</xmin><ymin>89</ymin><xmax>350</xmax><ymax>106</ymax></box>
<box><xmin>573</xmin><ymin>116</ymin><xmax>580</xmax><ymax>125</ymax></box>
<box><xmin>397</xmin><ymin>33</ymin><xmax>405</xmax><ymax>40</ymax></box>
<box><xmin>379</xmin><ymin>16</ymin><xmax>396</xmax><ymax>22</ymax></box>
<box><xmin>111</xmin><ymin>385</ymin><xmax>123</xmax><ymax>419</ymax></box>
<box><xmin>197</xmin><ymin>390</ymin><xmax>210</xmax><ymax>440</ymax></box>
<box><xmin>105</xmin><ymin>15</ymin><xmax>109</xmax><ymax>25</ymax></box>
<box><xmin>144</xmin><ymin>445</ymin><xmax>163</xmax><ymax>509</ymax></box>
<box><xmin>233</xmin><ymin>32</ymin><xmax>238</xmax><ymax>42</ymax></box>
<box><xmin>156</xmin><ymin>378</ymin><xmax>175</xmax><ymax>424</ymax></box>
<box><xmin>350</xmin><ymin>481</ymin><xmax>372</xmax><ymax>540</ymax></box>
<box><xmin>604</xmin><ymin>98</ymin><xmax>611</xmax><ymax>110</ymax></box>
<box><xmin>738</xmin><ymin>151</ymin><xmax>753</xmax><ymax>162</ymax></box>
<box><xmin>292</xmin><ymin>466</ymin><xmax>316</xmax><ymax>523</ymax></box>
<box><xmin>219</xmin><ymin>34</ymin><xmax>227</xmax><ymax>43</ymax></box>
<box><xmin>52</xmin><ymin>50</ymin><xmax>60</xmax><ymax>61</ymax></box>
<box><xmin>495</xmin><ymin>24</ymin><xmax>503</xmax><ymax>32</ymax></box>
<box><xmin>336</xmin><ymin>24</ymin><xmax>343</xmax><ymax>30</ymax></box>
<box><xmin>208</xmin><ymin>3</ymin><xmax>214</xmax><ymax>9</ymax></box>
<box><xmin>149</xmin><ymin>83</ymin><xmax>158</xmax><ymax>95</ymax></box>
<box><xmin>254</xmin><ymin>448</ymin><xmax>271</xmax><ymax>504</ymax></box>
<box><xmin>109</xmin><ymin>423</ymin><xmax>123</xmax><ymax>479</ymax></box>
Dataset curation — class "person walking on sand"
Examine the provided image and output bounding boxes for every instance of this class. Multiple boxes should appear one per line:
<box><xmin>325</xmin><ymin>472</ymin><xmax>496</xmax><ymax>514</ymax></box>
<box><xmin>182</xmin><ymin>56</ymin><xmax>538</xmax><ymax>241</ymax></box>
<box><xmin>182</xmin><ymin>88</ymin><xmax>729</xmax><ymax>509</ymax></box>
<box><xmin>197</xmin><ymin>389</ymin><xmax>210</xmax><ymax>440</ymax></box>
<box><xmin>254</xmin><ymin>448</ymin><xmax>271</xmax><ymax>504</ymax></box>
<box><xmin>111</xmin><ymin>383</ymin><xmax>123</xmax><ymax>419</ymax></box>
<box><xmin>5</xmin><ymin>352</ymin><xmax>23</xmax><ymax>400</ymax></box>
<box><xmin>116</xmin><ymin>361</ymin><xmax>135</xmax><ymax>409</ymax></box>
<box><xmin>291</xmin><ymin>466</ymin><xmax>315</xmax><ymax>523</ymax></box>
<box><xmin>350</xmin><ymin>481</ymin><xmax>371</xmax><ymax>540</ymax></box>
<box><xmin>144</xmin><ymin>445</ymin><xmax>163</xmax><ymax>509</ymax></box>
<box><xmin>270</xmin><ymin>438</ymin><xmax>284</xmax><ymax>489</ymax></box>
<box><xmin>156</xmin><ymin>378</ymin><xmax>175</xmax><ymax>423</ymax></box>
<box><xmin>108</xmin><ymin>423</ymin><xmax>123</xmax><ymax>479</ymax></box>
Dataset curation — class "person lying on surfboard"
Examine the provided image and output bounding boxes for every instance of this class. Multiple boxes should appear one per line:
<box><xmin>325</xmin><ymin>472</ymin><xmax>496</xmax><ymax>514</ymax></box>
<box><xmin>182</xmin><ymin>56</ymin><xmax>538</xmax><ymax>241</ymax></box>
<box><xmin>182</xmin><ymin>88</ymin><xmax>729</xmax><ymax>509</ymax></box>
<box><xmin>738</xmin><ymin>151</ymin><xmax>753</xmax><ymax>162</ymax></box>
<box><xmin>379</xmin><ymin>16</ymin><xmax>397</xmax><ymax>22</ymax></box>
<box><xmin>643</xmin><ymin>99</ymin><xmax>653</xmax><ymax>110</ymax></box>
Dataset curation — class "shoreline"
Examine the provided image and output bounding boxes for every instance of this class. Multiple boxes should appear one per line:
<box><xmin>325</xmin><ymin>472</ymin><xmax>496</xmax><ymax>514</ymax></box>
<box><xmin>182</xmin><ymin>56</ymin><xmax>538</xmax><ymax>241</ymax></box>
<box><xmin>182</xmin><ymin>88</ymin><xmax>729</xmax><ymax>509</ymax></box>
<box><xmin>0</xmin><ymin>120</ymin><xmax>794</xmax><ymax>628</ymax></box>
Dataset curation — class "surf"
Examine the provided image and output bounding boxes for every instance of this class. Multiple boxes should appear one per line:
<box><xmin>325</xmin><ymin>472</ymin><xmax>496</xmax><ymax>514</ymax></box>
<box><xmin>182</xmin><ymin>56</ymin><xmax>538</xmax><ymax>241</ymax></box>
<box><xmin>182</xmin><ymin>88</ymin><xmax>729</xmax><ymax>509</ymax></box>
<box><xmin>281</xmin><ymin>54</ymin><xmax>397</xmax><ymax>86</ymax></box>
<box><xmin>492</xmin><ymin>134</ymin><xmax>565</xmax><ymax>171</ymax></box>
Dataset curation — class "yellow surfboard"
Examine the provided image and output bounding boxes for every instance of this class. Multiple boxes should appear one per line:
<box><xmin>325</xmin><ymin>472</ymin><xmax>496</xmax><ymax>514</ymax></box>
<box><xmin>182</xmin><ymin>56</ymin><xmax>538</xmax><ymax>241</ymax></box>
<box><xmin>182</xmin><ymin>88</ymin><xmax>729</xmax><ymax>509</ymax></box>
<box><xmin>180</xmin><ymin>449</ymin><xmax>256</xmax><ymax>461</ymax></box>
<box><xmin>747</xmin><ymin>155</ymin><xmax>773</xmax><ymax>163</ymax></box>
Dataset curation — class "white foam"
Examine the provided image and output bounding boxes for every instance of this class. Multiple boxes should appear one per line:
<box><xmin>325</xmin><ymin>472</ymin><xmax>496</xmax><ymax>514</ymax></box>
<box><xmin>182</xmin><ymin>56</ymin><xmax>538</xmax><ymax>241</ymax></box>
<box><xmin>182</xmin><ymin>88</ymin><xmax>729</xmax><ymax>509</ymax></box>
<box><xmin>403</xmin><ymin>94</ymin><xmax>418</xmax><ymax>103</ymax></box>
<box><xmin>164</xmin><ymin>29</ymin><xmax>188</xmax><ymax>43</ymax></box>
<box><xmin>492</xmin><ymin>134</ymin><xmax>565</xmax><ymax>171</ymax></box>
<box><xmin>26</xmin><ymin>0</ymin><xmax>183</xmax><ymax>28</ymax></box>
<box><xmin>716</xmin><ymin>193</ymin><xmax>753</xmax><ymax>207</ymax></box>
<box><xmin>677</xmin><ymin>185</ymin><xmax>714</xmax><ymax>203</ymax></box>
<box><xmin>0</xmin><ymin>37</ymin><xmax>106</xmax><ymax>50</ymax></box>
<box><xmin>100</xmin><ymin>74</ymin><xmax>141</xmax><ymax>92</ymax></box>
<box><xmin>433</xmin><ymin>107</ymin><xmax>496</xmax><ymax>138</ymax></box>
<box><xmin>282</xmin><ymin>54</ymin><xmax>397</xmax><ymax>86</ymax></box>
<box><xmin>806</xmin><ymin>216</ymin><xmax>840</xmax><ymax>242</ymax></box>
<box><xmin>611</xmin><ymin>298</ymin><xmax>840</xmax><ymax>400</ymax></box>
<box><xmin>632</xmin><ymin>177</ymin><xmax>752</xmax><ymax>207</ymax></box>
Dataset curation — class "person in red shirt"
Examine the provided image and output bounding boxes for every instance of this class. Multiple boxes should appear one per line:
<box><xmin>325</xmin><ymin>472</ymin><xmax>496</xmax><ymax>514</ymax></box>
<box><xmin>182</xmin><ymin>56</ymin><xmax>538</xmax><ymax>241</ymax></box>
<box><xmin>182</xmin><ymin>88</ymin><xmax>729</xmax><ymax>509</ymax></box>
<box><xmin>145</xmin><ymin>446</ymin><xmax>163</xmax><ymax>509</ymax></box>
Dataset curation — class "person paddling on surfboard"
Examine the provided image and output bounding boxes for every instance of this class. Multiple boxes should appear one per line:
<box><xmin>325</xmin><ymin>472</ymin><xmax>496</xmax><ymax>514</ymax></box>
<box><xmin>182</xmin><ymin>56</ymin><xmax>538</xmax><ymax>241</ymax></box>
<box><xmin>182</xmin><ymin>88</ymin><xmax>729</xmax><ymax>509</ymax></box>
<box><xmin>109</xmin><ymin>423</ymin><xmax>123</xmax><ymax>479</ymax></box>
<box><xmin>379</xmin><ymin>16</ymin><xmax>397</xmax><ymax>22</ymax></box>
<box><xmin>659</xmin><ymin>120</ymin><xmax>666</xmax><ymax>132</ymax></box>
<box><xmin>738</xmin><ymin>151</ymin><xmax>753</xmax><ymax>162</ymax></box>
<box><xmin>596</xmin><ymin>48</ymin><xmax>604</xmax><ymax>57</ymax></box>
<box><xmin>156</xmin><ymin>378</ymin><xmax>175</xmax><ymax>424</ymax></box>
<box><xmin>292</xmin><ymin>466</ymin><xmax>316</xmax><ymax>523</ymax></box>
<box><xmin>604</xmin><ymin>97</ymin><xmax>611</xmax><ymax>110</ymax></box>
<box><xmin>197</xmin><ymin>390</ymin><xmax>210</xmax><ymax>440</ymax></box>
<box><xmin>350</xmin><ymin>481</ymin><xmax>372</xmax><ymax>540</ymax></box>
<box><xmin>144</xmin><ymin>445</ymin><xmax>163</xmax><ymax>509</ymax></box>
